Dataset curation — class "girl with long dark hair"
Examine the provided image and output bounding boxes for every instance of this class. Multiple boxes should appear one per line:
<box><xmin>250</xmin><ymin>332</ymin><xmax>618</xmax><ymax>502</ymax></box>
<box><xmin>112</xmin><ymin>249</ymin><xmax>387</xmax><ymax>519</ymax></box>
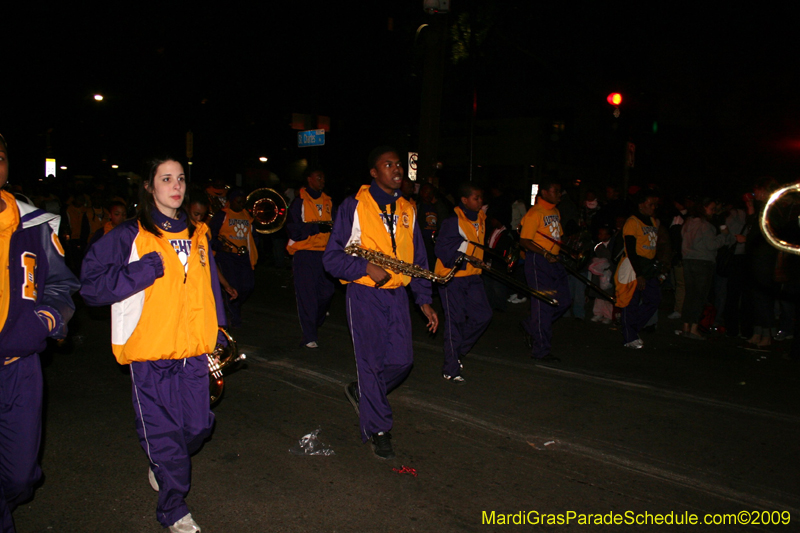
<box><xmin>81</xmin><ymin>157</ymin><xmax>226</xmax><ymax>532</ymax></box>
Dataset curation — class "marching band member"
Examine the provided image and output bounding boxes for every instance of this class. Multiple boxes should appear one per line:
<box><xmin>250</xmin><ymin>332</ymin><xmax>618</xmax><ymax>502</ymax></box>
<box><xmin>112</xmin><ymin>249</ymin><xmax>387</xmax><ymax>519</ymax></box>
<box><xmin>615</xmin><ymin>189</ymin><xmax>662</xmax><ymax>349</ymax></box>
<box><xmin>209</xmin><ymin>188</ymin><xmax>257</xmax><ymax>328</ymax></box>
<box><xmin>518</xmin><ymin>178</ymin><xmax>572</xmax><ymax>362</ymax></box>
<box><xmin>188</xmin><ymin>193</ymin><xmax>238</xmax><ymax>302</ymax></box>
<box><xmin>434</xmin><ymin>182</ymin><xmax>492</xmax><ymax>382</ymax></box>
<box><xmin>323</xmin><ymin>146</ymin><xmax>438</xmax><ymax>459</ymax></box>
<box><xmin>0</xmin><ymin>134</ymin><xmax>79</xmax><ymax>533</ymax></box>
<box><xmin>81</xmin><ymin>157</ymin><xmax>226</xmax><ymax>533</ymax></box>
<box><xmin>286</xmin><ymin>168</ymin><xmax>336</xmax><ymax>348</ymax></box>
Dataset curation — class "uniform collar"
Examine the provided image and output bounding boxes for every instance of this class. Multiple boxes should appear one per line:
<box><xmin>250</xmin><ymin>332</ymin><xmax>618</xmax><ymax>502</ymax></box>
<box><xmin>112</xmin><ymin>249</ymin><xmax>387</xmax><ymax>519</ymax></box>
<box><xmin>457</xmin><ymin>202</ymin><xmax>479</xmax><ymax>221</ymax></box>
<box><xmin>369</xmin><ymin>180</ymin><xmax>401</xmax><ymax>206</ymax></box>
<box><xmin>634</xmin><ymin>212</ymin><xmax>654</xmax><ymax>226</ymax></box>
<box><xmin>304</xmin><ymin>186</ymin><xmax>322</xmax><ymax>200</ymax></box>
<box><xmin>152</xmin><ymin>208</ymin><xmax>187</xmax><ymax>232</ymax></box>
<box><xmin>536</xmin><ymin>198</ymin><xmax>556</xmax><ymax>210</ymax></box>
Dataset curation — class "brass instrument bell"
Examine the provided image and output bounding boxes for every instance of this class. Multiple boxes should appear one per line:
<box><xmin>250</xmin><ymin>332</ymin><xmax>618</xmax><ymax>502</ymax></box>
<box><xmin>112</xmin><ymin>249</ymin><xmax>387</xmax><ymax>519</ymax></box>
<box><xmin>246</xmin><ymin>188</ymin><xmax>288</xmax><ymax>234</ymax></box>
<box><xmin>208</xmin><ymin>328</ymin><xmax>246</xmax><ymax>405</ymax></box>
<box><xmin>760</xmin><ymin>183</ymin><xmax>800</xmax><ymax>256</ymax></box>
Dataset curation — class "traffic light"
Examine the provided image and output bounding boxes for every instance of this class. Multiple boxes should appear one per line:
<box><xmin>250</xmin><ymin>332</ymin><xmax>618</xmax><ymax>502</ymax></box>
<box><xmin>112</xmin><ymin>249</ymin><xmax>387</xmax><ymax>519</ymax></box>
<box><xmin>607</xmin><ymin>92</ymin><xmax>622</xmax><ymax>117</ymax></box>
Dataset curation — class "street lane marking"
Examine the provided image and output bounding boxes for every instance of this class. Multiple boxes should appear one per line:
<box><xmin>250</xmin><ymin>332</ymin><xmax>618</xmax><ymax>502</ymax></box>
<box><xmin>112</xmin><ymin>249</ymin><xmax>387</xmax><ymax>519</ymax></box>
<box><xmin>253</xmin><ymin>357</ymin><xmax>800</xmax><ymax>516</ymax></box>
<box><xmin>241</xmin><ymin>309</ymin><xmax>800</xmax><ymax>426</ymax></box>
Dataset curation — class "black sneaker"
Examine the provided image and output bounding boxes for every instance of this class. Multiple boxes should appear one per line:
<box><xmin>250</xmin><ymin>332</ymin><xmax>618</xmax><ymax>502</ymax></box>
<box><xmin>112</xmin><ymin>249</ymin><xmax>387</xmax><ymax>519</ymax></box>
<box><xmin>533</xmin><ymin>354</ymin><xmax>560</xmax><ymax>363</ymax></box>
<box><xmin>372</xmin><ymin>432</ymin><xmax>395</xmax><ymax>459</ymax></box>
<box><xmin>344</xmin><ymin>381</ymin><xmax>360</xmax><ymax>416</ymax></box>
<box><xmin>442</xmin><ymin>372</ymin><xmax>466</xmax><ymax>383</ymax></box>
<box><xmin>518</xmin><ymin>322</ymin><xmax>532</xmax><ymax>349</ymax></box>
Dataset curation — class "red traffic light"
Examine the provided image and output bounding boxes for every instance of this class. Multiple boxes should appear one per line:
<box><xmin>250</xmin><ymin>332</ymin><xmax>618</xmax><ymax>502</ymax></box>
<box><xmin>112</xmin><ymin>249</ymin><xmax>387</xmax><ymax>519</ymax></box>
<box><xmin>607</xmin><ymin>92</ymin><xmax>622</xmax><ymax>106</ymax></box>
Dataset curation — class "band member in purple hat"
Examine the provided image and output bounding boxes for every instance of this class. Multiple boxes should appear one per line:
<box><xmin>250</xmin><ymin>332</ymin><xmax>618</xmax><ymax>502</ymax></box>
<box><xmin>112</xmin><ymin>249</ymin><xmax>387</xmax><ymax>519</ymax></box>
<box><xmin>0</xmin><ymin>134</ymin><xmax>79</xmax><ymax>533</ymax></box>
<box><xmin>324</xmin><ymin>146</ymin><xmax>438</xmax><ymax>459</ymax></box>
<box><xmin>81</xmin><ymin>157</ymin><xmax>226</xmax><ymax>533</ymax></box>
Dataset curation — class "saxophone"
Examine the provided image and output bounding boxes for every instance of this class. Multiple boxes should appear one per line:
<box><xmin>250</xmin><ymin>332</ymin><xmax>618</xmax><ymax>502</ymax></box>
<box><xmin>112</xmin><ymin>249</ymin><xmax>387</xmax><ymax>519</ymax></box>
<box><xmin>344</xmin><ymin>242</ymin><xmax>464</xmax><ymax>284</ymax></box>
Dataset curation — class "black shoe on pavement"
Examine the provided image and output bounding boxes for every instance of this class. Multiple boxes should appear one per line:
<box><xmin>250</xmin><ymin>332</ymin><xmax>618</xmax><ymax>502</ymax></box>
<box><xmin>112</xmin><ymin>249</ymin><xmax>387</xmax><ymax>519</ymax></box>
<box><xmin>372</xmin><ymin>432</ymin><xmax>395</xmax><ymax>459</ymax></box>
<box><xmin>344</xmin><ymin>381</ymin><xmax>360</xmax><ymax>416</ymax></box>
<box><xmin>518</xmin><ymin>322</ymin><xmax>532</xmax><ymax>349</ymax></box>
<box><xmin>533</xmin><ymin>354</ymin><xmax>560</xmax><ymax>363</ymax></box>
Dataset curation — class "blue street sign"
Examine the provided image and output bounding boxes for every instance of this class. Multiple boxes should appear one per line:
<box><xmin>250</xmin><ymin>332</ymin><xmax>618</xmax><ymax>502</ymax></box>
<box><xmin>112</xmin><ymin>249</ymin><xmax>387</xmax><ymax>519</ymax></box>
<box><xmin>298</xmin><ymin>129</ymin><xmax>326</xmax><ymax>147</ymax></box>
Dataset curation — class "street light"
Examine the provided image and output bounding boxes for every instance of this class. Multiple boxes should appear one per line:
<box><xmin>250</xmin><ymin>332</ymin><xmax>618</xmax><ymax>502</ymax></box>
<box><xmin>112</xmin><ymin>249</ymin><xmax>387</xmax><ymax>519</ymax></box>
<box><xmin>94</xmin><ymin>94</ymin><xmax>104</xmax><ymax>102</ymax></box>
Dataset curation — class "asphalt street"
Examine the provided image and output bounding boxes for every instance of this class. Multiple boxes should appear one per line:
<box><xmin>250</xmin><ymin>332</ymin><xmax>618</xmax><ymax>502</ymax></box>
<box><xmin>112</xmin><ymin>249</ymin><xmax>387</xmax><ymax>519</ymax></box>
<box><xmin>13</xmin><ymin>266</ymin><xmax>800</xmax><ymax>532</ymax></box>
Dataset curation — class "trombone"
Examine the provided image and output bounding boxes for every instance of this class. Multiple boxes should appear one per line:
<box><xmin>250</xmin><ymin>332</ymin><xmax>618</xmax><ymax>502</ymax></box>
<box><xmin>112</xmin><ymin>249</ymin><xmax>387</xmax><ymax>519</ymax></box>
<box><xmin>461</xmin><ymin>253</ymin><xmax>558</xmax><ymax>306</ymax></box>
<box><xmin>520</xmin><ymin>240</ymin><xmax>616</xmax><ymax>304</ymax></box>
<box><xmin>760</xmin><ymin>182</ymin><xmax>800</xmax><ymax>256</ymax></box>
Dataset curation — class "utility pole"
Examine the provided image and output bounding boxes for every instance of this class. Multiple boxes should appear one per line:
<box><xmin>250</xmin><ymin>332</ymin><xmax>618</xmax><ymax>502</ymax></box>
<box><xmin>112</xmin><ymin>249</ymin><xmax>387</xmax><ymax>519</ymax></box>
<box><xmin>417</xmin><ymin>4</ymin><xmax>448</xmax><ymax>185</ymax></box>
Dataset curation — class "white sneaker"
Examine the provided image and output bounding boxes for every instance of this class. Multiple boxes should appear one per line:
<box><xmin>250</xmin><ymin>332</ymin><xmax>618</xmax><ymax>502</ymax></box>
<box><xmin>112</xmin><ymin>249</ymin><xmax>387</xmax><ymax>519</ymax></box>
<box><xmin>170</xmin><ymin>513</ymin><xmax>201</xmax><ymax>533</ymax></box>
<box><xmin>667</xmin><ymin>311</ymin><xmax>681</xmax><ymax>320</ymax></box>
<box><xmin>509</xmin><ymin>296</ymin><xmax>527</xmax><ymax>304</ymax></box>
<box><xmin>442</xmin><ymin>373</ymin><xmax>466</xmax><ymax>383</ymax></box>
<box><xmin>590</xmin><ymin>315</ymin><xmax>603</xmax><ymax>322</ymax></box>
<box><xmin>305</xmin><ymin>341</ymin><xmax>318</xmax><ymax>348</ymax></box>
<box><xmin>601</xmin><ymin>318</ymin><xmax>612</xmax><ymax>325</ymax></box>
<box><xmin>148</xmin><ymin>468</ymin><xmax>159</xmax><ymax>492</ymax></box>
<box><xmin>507</xmin><ymin>294</ymin><xmax>519</xmax><ymax>303</ymax></box>
<box><xmin>623</xmin><ymin>339</ymin><xmax>644</xmax><ymax>349</ymax></box>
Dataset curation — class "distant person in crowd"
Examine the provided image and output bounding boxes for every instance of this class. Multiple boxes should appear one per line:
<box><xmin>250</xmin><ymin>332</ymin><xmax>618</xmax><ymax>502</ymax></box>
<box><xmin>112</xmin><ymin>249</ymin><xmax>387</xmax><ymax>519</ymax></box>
<box><xmin>204</xmin><ymin>178</ymin><xmax>228</xmax><ymax>215</ymax></box>
<box><xmin>210</xmin><ymin>188</ymin><xmax>258</xmax><ymax>328</ymax></box>
<box><xmin>742</xmin><ymin>177</ymin><xmax>781</xmax><ymax>350</ymax></box>
<box><xmin>86</xmin><ymin>200</ymin><xmax>127</xmax><ymax>249</ymax></box>
<box><xmin>400</xmin><ymin>176</ymin><xmax>416</xmax><ymax>210</ymax></box>
<box><xmin>82</xmin><ymin>190</ymin><xmax>110</xmax><ymax>245</ymax></box>
<box><xmin>518</xmin><ymin>177</ymin><xmax>572</xmax><ymax>362</ymax></box>
<box><xmin>434</xmin><ymin>182</ymin><xmax>493</xmax><ymax>382</ymax></box>
<box><xmin>0</xmin><ymin>133</ymin><xmax>80</xmax><ymax>533</ymax></box>
<box><xmin>286</xmin><ymin>168</ymin><xmax>336</xmax><ymax>348</ymax></box>
<box><xmin>324</xmin><ymin>146</ymin><xmax>438</xmax><ymax>459</ymax></box>
<box><xmin>509</xmin><ymin>191</ymin><xmax>528</xmax><ymax>231</ymax></box>
<box><xmin>579</xmin><ymin>189</ymin><xmax>601</xmax><ymax>235</ymax></box>
<box><xmin>417</xmin><ymin>183</ymin><xmax>446</xmax><ymax>269</ymax></box>
<box><xmin>64</xmin><ymin>188</ymin><xmax>89</xmax><ymax>273</ymax></box>
<box><xmin>666</xmin><ymin>195</ymin><xmax>689</xmax><ymax>320</ymax></box>
<box><xmin>188</xmin><ymin>192</ymin><xmax>238</xmax><ymax>302</ymax></box>
<box><xmin>678</xmin><ymin>198</ymin><xmax>743</xmax><ymax>340</ymax></box>
<box><xmin>81</xmin><ymin>157</ymin><xmax>226</xmax><ymax>533</ymax></box>
<box><xmin>595</xmin><ymin>185</ymin><xmax>624</xmax><ymax>230</ymax></box>
<box><xmin>614</xmin><ymin>189</ymin><xmax>662</xmax><ymax>349</ymax></box>
<box><xmin>719</xmin><ymin>195</ymin><xmax>750</xmax><ymax>338</ymax></box>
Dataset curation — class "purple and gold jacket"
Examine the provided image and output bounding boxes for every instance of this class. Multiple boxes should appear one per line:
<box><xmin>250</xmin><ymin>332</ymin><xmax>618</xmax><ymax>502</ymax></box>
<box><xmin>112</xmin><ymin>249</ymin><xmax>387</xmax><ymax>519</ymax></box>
<box><xmin>0</xmin><ymin>199</ymin><xmax>79</xmax><ymax>360</ymax></box>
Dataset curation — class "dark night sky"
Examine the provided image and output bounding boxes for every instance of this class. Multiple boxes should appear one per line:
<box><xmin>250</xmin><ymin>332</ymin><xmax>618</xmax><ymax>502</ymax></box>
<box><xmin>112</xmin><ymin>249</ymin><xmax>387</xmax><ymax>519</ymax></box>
<box><xmin>3</xmin><ymin>1</ymin><xmax>799</xmax><ymax>195</ymax></box>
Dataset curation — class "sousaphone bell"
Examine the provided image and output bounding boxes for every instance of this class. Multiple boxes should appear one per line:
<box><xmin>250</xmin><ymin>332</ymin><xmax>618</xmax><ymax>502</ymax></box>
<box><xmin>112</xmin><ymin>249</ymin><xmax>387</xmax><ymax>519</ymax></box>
<box><xmin>761</xmin><ymin>183</ymin><xmax>800</xmax><ymax>256</ymax></box>
<box><xmin>246</xmin><ymin>188</ymin><xmax>288</xmax><ymax>234</ymax></box>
